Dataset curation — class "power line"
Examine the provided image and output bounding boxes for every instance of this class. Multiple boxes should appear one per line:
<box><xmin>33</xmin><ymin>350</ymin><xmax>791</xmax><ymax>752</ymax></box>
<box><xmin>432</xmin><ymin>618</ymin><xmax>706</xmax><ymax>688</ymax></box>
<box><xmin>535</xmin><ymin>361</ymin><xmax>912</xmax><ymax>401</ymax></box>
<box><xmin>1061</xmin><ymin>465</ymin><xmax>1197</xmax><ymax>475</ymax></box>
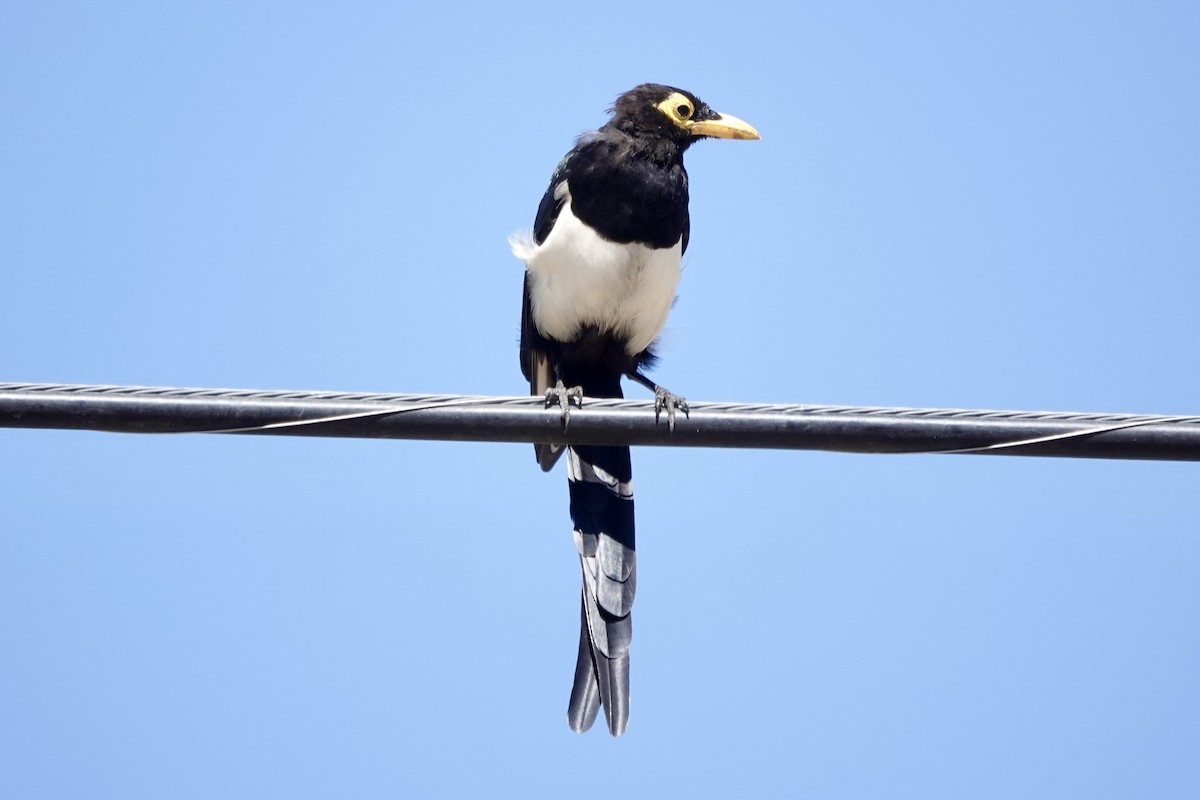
<box><xmin>1</xmin><ymin>381</ymin><xmax>1198</xmax><ymax>462</ymax></box>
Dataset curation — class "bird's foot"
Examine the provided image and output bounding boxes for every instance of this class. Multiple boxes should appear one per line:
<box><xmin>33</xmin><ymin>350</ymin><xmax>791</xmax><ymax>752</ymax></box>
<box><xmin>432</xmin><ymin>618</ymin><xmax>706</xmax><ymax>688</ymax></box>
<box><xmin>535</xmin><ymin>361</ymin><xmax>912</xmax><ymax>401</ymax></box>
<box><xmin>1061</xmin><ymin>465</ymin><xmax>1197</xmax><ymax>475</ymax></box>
<box><xmin>545</xmin><ymin>380</ymin><xmax>584</xmax><ymax>428</ymax></box>
<box><xmin>653</xmin><ymin>387</ymin><xmax>689</xmax><ymax>432</ymax></box>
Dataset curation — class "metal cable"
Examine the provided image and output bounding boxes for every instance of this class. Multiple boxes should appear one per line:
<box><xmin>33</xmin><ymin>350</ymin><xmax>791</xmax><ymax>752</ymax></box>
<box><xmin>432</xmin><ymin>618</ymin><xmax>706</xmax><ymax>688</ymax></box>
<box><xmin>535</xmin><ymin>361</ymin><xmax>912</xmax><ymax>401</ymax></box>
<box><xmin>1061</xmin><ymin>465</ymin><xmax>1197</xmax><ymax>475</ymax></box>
<box><xmin>2</xmin><ymin>381</ymin><xmax>1198</xmax><ymax>461</ymax></box>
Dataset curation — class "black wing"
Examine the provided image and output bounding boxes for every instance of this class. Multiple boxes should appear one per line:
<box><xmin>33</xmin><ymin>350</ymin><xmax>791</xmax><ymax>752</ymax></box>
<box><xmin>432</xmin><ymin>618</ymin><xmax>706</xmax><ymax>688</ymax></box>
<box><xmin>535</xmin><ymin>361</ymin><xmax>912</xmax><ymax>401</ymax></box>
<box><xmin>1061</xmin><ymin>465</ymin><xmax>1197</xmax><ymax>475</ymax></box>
<box><xmin>533</xmin><ymin>152</ymin><xmax>573</xmax><ymax>245</ymax></box>
<box><xmin>682</xmin><ymin>206</ymin><xmax>690</xmax><ymax>255</ymax></box>
<box><xmin>520</xmin><ymin>150</ymin><xmax>574</xmax><ymax>383</ymax></box>
<box><xmin>520</xmin><ymin>152</ymin><xmax>579</xmax><ymax>471</ymax></box>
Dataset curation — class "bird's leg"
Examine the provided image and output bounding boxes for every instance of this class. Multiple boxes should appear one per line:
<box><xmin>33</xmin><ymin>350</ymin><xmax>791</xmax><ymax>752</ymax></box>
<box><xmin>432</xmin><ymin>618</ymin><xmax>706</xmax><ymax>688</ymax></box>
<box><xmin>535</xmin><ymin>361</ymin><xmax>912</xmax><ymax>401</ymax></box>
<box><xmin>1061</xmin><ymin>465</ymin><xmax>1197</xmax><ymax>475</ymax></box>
<box><xmin>627</xmin><ymin>370</ymin><xmax>689</xmax><ymax>432</ymax></box>
<box><xmin>544</xmin><ymin>364</ymin><xmax>584</xmax><ymax>428</ymax></box>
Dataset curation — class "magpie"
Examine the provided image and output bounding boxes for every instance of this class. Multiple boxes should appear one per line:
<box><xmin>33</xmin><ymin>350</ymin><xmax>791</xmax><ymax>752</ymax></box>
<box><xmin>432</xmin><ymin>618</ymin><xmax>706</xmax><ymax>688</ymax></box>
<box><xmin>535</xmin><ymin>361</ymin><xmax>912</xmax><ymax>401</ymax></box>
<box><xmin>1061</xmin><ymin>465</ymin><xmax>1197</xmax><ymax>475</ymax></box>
<box><xmin>510</xmin><ymin>84</ymin><xmax>759</xmax><ymax>736</ymax></box>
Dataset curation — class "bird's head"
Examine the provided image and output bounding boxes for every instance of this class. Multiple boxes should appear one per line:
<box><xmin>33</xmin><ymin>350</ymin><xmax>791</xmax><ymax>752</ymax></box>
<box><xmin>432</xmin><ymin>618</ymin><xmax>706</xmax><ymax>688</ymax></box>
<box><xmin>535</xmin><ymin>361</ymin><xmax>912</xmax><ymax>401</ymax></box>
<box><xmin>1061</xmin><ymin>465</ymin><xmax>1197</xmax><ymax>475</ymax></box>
<box><xmin>607</xmin><ymin>84</ymin><xmax>760</xmax><ymax>148</ymax></box>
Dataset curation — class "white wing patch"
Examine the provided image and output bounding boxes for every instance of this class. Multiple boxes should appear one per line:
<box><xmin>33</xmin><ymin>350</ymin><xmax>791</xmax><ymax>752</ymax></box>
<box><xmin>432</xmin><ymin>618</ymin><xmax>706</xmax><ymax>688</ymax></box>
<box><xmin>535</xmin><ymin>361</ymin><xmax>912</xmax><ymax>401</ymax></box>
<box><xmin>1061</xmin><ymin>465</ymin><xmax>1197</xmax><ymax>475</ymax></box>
<box><xmin>509</xmin><ymin>183</ymin><xmax>682</xmax><ymax>356</ymax></box>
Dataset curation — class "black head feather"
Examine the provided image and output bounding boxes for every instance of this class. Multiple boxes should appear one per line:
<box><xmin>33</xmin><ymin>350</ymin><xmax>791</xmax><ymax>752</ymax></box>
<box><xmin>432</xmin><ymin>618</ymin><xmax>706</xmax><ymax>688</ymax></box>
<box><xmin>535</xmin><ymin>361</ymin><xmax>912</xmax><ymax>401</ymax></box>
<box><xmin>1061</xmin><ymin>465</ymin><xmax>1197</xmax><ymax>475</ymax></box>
<box><xmin>604</xmin><ymin>83</ymin><xmax>720</xmax><ymax>149</ymax></box>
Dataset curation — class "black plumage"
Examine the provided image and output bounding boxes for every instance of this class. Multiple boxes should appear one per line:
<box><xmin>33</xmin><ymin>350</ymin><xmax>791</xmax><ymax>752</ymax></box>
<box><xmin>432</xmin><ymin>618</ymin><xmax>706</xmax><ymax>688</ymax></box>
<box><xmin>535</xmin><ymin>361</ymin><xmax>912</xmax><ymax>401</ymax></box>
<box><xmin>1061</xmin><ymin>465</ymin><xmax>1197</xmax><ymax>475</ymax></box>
<box><xmin>511</xmin><ymin>83</ymin><xmax>758</xmax><ymax>735</ymax></box>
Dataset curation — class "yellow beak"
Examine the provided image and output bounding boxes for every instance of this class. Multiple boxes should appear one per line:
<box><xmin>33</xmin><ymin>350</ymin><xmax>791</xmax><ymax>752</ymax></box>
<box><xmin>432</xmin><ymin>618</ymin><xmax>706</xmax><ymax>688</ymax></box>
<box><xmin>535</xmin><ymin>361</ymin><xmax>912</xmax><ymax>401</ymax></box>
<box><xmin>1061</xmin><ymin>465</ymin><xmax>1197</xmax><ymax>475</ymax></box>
<box><xmin>689</xmin><ymin>113</ymin><xmax>761</xmax><ymax>140</ymax></box>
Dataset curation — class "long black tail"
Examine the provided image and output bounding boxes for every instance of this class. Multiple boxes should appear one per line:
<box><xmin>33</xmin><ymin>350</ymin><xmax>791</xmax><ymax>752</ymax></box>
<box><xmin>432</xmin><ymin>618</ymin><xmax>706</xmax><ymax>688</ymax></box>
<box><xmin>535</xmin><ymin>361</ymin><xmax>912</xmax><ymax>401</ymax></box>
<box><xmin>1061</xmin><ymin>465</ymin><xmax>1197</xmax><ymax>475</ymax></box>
<box><xmin>565</xmin><ymin>442</ymin><xmax>636</xmax><ymax>736</ymax></box>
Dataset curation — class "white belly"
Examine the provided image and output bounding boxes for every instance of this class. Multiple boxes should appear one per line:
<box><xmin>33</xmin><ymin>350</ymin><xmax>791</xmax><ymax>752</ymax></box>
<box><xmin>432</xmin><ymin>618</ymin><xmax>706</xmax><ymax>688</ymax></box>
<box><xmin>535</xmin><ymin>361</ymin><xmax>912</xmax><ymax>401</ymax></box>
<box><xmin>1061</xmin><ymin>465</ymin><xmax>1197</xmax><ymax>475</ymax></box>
<box><xmin>510</xmin><ymin>188</ymin><xmax>682</xmax><ymax>355</ymax></box>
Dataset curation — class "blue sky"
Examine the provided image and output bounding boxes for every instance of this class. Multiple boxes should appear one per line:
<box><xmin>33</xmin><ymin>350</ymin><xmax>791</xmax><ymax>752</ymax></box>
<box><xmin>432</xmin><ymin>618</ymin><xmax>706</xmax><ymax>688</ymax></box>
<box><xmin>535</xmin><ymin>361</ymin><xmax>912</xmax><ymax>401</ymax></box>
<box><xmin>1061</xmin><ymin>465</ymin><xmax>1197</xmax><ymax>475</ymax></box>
<box><xmin>3</xmin><ymin>2</ymin><xmax>1199</xmax><ymax>797</ymax></box>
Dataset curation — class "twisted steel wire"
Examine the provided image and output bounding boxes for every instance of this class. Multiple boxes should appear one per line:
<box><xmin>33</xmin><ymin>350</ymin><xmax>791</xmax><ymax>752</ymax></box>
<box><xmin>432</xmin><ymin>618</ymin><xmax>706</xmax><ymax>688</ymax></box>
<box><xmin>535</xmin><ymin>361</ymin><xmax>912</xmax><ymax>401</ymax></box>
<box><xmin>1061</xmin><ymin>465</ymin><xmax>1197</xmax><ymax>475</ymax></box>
<box><xmin>2</xmin><ymin>381</ymin><xmax>1198</xmax><ymax>461</ymax></box>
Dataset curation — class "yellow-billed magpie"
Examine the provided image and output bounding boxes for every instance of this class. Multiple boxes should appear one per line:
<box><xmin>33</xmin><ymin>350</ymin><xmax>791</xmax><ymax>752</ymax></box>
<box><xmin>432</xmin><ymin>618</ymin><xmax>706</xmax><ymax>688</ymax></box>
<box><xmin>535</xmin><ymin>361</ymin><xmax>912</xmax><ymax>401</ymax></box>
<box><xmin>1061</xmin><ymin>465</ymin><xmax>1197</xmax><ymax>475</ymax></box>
<box><xmin>510</xmin><ymin>84</ymin><xmax>759</xmax><ymax>736</ymax></box>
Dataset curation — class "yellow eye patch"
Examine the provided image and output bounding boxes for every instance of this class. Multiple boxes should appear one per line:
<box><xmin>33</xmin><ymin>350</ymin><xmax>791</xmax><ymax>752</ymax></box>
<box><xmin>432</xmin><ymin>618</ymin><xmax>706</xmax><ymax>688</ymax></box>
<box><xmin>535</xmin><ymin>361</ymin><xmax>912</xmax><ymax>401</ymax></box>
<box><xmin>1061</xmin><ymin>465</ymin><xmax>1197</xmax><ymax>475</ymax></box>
<box><xmin>654</xmin><ymin>92</ymin><xmax>696</xmax><ymax>128</ymax></box>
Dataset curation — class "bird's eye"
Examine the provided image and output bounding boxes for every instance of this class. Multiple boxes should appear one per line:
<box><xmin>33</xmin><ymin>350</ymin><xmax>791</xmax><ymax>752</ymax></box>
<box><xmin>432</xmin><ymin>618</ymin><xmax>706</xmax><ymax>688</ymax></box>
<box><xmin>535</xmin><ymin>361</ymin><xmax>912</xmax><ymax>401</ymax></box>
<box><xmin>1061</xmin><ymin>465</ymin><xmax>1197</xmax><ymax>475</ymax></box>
<box><xmin>654</xmin><ymin>93</ymin><xmax>699</xmax><ymax>127</ymax></box>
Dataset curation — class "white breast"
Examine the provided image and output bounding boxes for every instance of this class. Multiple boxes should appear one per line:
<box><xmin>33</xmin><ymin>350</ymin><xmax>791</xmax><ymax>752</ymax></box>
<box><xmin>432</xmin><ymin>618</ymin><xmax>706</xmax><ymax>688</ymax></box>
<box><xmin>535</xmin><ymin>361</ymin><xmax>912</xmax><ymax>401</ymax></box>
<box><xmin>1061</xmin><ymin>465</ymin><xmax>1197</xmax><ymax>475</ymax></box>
<box><xmin>509</xmin><ymin>184</ymin><xmax>682</xmax><ymax>356</ymax></box>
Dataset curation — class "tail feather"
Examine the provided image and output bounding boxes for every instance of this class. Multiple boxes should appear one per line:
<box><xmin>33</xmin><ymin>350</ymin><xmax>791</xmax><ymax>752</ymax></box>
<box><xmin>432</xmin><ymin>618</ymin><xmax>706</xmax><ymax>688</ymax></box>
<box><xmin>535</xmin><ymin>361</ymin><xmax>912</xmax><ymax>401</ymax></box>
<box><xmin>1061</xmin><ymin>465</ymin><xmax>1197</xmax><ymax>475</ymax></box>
<box><xmin>566</xmin><ymin>602</ymin><xmax>601</xmax><ymax>733</ymax></box>
<box><xmin>593</xmin><ymin>649</ymin><xmax>631</xmax><ymax>736</ymax></box>
<box><xmin>565</xmin><ymin>443</ymin><xmax>636</xmax><ymax>736</ymax></box>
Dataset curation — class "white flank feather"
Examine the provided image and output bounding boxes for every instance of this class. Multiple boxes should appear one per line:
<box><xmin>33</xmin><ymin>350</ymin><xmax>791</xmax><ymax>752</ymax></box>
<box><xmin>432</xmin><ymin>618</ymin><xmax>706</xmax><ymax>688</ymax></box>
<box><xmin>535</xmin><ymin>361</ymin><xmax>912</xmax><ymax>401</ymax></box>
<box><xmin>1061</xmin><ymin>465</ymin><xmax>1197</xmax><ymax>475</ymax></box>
<box><xmin>509</xmin><ymin>183</ymin><xmax>681</xmax><ymax>356</ymax></box>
